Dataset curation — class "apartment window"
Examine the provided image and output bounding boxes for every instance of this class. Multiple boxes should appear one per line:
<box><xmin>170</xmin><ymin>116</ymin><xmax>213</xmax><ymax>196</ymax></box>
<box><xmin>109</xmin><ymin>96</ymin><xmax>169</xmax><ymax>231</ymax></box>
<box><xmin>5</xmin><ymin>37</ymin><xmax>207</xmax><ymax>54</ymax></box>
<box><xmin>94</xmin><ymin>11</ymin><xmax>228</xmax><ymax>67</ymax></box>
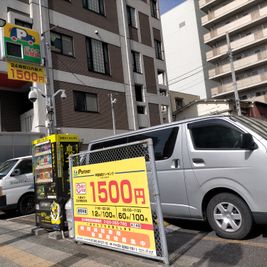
<box><xmin>135</xmin><ymin>84</ymin><xmax>143</xmax><ymax>102</ymax></box>
<box><xmin>74</xmin><ymin>91</ymin><xmax>98</xmax><ymax>112</ymax></box>
<box><xmin>137</xmin><ymin>105</ymin><xmax>145</xmax><ymax>114</ymax></box>
<box><xmin>86</xmin><ymin>38</ymin><xmax>110</xmax><ymax>74</ymax></box>
<box><xmin>159</xmin><ymin>89</ymin><xmax>167</xmax><ymax>96</ymax></box>
<box><xmin>51</xmin><ymin>32</ymin><xmax>74</xmax><ymax>56</ymax></box>
<box><xmin>127</xmin><ymin>5</ymin><xmax>136</xmax><ymax>27</ymax></box>
<box><xmin>150</xmin><ymin>0</ymin><xmax>158</xmax><ymax>19</ymax></box>
<box><xmin>157</xmin><ymin>70</ymin><xmax>166</xmax><ymax>85</ymax></box>
<box><xmin>155</xmin><ymin>39</ymin><xmax>163</xmax><ymax>60</ymax></box>
<box><xmin>132</xmin><ymin>51</ymin><xmax>141</xmax><ymax>73</ymax></box>
<box><xmin>83</xmin><ymin>0</ymin><xmax>105</xmax><ymax>15</ymax></box>
<box><xmin>15</xmin><ymin>19</ymin><xmax>32</xmax><ymax>29</ymax></box>
<box><xmin>175</xmin><ymin>98</ymin><xmax>184</xmax><ymax>110</ymax></box>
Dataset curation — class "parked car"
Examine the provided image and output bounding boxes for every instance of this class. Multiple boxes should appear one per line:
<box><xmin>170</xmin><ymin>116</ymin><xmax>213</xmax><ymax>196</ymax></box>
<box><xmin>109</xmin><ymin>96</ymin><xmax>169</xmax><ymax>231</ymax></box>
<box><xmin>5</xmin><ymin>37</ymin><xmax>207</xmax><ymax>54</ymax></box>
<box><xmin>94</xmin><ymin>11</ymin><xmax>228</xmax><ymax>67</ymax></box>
<box><xmin>88</xmin><ymin>115</ymin><xmax>267</xmax><ymax>240</ymax></box>
<box><xmin>0</xmin><ymin>156</ymin><xmax>34</xmax><ymax>215</ymax></box>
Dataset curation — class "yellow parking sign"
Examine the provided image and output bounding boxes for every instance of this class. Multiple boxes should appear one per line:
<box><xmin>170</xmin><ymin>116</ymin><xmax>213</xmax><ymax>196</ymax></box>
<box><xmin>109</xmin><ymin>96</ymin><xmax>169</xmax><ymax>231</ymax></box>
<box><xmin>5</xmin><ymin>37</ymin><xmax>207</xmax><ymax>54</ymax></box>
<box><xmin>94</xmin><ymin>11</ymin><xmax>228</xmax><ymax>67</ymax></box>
<box><xmin>7</xmin><ymin>61</ymin><xmax>45</xmax><ymax>83</ymax></box>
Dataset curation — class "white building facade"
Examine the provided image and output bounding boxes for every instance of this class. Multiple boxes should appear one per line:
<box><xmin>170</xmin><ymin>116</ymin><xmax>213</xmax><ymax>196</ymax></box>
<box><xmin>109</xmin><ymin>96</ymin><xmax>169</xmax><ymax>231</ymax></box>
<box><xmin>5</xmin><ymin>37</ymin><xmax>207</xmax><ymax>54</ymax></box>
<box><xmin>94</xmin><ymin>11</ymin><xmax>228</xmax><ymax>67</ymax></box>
<box><xmin>161</xmin><ymin>0</ymin><xmax>215</xmax><ymax>100</ymax></box>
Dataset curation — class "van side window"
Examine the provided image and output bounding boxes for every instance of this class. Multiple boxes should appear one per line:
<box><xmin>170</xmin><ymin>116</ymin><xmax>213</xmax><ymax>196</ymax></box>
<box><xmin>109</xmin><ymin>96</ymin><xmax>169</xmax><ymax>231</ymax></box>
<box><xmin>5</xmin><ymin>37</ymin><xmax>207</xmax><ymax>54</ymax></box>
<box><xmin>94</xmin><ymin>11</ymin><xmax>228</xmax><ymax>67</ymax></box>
<box><xmin>16</xmin><ymin>159</ymin><xmax>32</xmax><ymax>175</ymax></box>
<box><xmin>129</xmin><ymin>127</ymin><xmax>179</xmax><ymax>160</ymax></box>
<box><xmin>188</xmin><ymin>120</ymin><xmax>243</xmax><ymax>150</ymax></box>
<box><xmin>91</xmin><ymin>127</ymin><xmax>179</xmax><ymax>160</ymax></box>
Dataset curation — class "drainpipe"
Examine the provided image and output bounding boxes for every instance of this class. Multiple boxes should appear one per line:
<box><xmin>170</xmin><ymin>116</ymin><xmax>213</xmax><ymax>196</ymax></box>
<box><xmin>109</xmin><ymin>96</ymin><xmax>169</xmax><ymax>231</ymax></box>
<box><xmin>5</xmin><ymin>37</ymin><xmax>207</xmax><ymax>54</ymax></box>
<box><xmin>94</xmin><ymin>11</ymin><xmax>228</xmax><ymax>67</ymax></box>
<box><xmin>120</xmin><ymin>0</ymin><xmax>137</xmax><ymax>130</ymax></box>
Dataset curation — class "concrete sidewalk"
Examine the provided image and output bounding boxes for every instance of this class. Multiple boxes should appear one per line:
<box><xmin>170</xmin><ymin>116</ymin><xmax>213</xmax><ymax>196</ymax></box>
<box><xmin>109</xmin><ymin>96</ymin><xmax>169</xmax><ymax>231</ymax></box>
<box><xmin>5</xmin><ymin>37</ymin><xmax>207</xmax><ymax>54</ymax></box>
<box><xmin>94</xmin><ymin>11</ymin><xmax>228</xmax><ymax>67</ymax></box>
<box><xmin>0</xmin><ymin>216</ymin><xmax>164</xmax><ymax>267</ymax></box>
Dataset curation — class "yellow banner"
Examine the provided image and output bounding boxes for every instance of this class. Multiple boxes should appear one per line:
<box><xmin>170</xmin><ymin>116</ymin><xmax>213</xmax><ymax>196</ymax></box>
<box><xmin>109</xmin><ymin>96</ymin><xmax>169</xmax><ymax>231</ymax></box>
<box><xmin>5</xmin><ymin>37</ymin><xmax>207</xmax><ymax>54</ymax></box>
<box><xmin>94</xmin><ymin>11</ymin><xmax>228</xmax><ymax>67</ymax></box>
<box><xmin>32</xmin><ymin>134</ymin><xmax>80</xmax><ymax>145</ymax></box>
<box><xmin>72</xmin><ymin>157</ymin><xmax>156</xmax><ymax>256</ymax></box>
<box><xmin>8</xmin><ymin>61</ymin><xmax>45</xmax><ymax>83</ymax></box>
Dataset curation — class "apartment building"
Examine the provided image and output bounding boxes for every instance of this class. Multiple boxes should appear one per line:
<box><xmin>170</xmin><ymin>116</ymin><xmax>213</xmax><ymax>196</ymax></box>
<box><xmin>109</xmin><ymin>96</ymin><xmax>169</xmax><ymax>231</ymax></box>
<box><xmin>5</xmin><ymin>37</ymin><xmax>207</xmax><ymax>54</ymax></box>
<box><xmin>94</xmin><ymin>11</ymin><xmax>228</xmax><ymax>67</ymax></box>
<box><xmin>0</xmin><ymin>0</ymin><xmax>170</xmax><ymax>145</ymax></box>
<box><xmin>200</xmin><ymin>0</ymin><xmax>267</xmax><ymax>102</ymax></box>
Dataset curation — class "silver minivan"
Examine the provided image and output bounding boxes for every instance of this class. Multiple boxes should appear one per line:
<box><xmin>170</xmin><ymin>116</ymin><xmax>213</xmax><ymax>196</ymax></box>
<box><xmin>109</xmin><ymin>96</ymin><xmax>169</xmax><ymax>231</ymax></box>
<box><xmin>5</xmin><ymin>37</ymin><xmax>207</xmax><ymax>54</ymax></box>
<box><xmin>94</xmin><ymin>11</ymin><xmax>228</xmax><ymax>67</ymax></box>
<box><xmin>88</xmin><ymin>115</ymin><xmax>267</xmax><ymax>240</ymax></box>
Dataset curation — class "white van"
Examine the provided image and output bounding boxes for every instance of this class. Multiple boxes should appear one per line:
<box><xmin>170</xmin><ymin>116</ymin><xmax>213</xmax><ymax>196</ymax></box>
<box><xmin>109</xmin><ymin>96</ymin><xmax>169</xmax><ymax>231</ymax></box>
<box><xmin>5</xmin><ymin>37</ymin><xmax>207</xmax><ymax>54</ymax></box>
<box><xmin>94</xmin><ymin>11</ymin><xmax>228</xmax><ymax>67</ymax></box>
<box><xmin>0</xmin><ymin>156</ymin><xmax>34</xmax><ymax>215</ymax></box>
<box><xmin>88</xmin><ymin>115</ymin><xmax>267</xmax><ymax>239</ymax></box>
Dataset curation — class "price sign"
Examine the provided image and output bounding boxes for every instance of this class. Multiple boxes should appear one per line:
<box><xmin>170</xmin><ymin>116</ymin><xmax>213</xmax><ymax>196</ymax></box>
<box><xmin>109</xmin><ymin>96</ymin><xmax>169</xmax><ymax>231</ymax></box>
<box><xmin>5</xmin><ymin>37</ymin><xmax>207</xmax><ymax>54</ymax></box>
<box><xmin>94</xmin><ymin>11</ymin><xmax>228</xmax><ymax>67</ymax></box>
<box><xmin>7</xmin><ymin>61</ymin><xmax>45</xmax><ymax>83</ymax></box>
<box><xmin>72</xmin><ymin>157</ymin><xmax>156</xmax><ymax>256</ymax></box>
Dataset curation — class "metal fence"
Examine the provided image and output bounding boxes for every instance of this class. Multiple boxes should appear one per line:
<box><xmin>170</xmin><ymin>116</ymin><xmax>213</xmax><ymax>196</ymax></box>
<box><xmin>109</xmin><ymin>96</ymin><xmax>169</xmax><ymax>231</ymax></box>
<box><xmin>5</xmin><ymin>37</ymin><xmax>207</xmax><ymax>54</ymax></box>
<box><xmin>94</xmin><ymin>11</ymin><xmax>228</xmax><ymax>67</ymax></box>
<box><xmin>69</xmin><ymin>139</ymin><xmax>169</xmax><ymax>264</ymax></box>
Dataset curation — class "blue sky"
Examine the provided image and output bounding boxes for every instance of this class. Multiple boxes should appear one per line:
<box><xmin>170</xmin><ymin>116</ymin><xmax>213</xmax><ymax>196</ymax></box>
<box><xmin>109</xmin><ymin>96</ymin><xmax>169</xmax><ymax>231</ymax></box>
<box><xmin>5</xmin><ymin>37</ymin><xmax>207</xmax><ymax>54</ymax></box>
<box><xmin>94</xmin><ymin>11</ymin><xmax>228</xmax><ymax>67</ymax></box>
<box><xmin>159</xmin><ymin>0</ymin><xmax>185</xmax><ymax>14</ymax></box>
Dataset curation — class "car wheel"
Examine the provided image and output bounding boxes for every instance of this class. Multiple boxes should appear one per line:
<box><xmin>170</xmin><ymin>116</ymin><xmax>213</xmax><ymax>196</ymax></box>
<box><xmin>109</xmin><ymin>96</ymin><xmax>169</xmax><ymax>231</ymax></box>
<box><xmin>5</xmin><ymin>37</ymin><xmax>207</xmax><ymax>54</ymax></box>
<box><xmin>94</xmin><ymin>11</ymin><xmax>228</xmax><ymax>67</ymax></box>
<box><xmin>206</xmin><ymin>193</ymin><xmax>253</xmax><ymax>240</ymax></box>
<box><xmin>18</xmin><ymin>194</ymin><xmax>35</xmax><ymax>215</ymax></box>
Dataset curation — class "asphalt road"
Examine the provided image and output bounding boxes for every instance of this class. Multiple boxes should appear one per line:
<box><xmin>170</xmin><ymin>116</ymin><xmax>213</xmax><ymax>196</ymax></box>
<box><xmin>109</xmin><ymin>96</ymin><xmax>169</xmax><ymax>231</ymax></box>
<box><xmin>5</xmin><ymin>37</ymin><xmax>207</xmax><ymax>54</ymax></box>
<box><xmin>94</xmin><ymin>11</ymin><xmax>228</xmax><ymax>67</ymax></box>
<box><xmin>2</xmin><ymin>211</ymin><xmax>267</xmax><ymax>266</ymax></box>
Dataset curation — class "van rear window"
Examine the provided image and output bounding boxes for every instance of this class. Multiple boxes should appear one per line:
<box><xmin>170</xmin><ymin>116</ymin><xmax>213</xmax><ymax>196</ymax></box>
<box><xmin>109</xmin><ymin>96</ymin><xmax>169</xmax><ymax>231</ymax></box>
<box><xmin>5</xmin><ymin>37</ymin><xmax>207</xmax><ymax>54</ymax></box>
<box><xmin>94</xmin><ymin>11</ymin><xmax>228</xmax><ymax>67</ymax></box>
<box><xmin>91</xmin><ymin>127</ymin><xmax>179</xmax><ymax>160</ymax></box>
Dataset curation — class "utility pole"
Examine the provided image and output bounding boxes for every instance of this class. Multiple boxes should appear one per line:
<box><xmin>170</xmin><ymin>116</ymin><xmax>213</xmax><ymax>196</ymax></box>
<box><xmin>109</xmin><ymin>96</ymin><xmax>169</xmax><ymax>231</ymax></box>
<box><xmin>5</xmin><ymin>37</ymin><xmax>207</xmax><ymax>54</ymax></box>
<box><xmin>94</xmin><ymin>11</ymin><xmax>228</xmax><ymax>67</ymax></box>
<box><xmin>109</xmin><ymin>93</ymin><xmax>117</xmax><ymax>135</ymax></box>
<box><xmin>226</xmin><ymin>32</ymin><xmax>241</xmax><ymax>116</ymax></box>
<box><xmin>39</xmin><ymin>0</ymin><xmax>55</xmax><ymax>135</ymax></box>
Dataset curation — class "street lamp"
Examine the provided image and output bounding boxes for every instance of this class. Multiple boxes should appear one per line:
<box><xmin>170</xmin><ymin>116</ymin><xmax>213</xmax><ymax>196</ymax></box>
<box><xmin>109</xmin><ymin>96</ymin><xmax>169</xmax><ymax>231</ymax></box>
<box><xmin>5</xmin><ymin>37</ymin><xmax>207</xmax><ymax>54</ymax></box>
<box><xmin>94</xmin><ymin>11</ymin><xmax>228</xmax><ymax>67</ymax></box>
<box><xmin>0</xmin><ymin>18</ymin><xmax>6</xmax><ymax>27</ymax></box>
<box><xmin>29</xmin><ymin>86</ymin><xmax>66</xmax><ymax>135</ymax></box>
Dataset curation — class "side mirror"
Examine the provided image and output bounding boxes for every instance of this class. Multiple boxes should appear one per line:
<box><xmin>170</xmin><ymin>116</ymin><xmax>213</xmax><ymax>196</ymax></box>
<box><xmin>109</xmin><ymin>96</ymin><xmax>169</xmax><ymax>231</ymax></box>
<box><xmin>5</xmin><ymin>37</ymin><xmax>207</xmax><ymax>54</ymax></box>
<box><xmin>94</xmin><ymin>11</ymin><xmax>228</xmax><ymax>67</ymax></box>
<box><xmin>11</xmin><ymin>169</ymin><xmax>21</xmax><ymax>176</ymax></box>
<box><xmin>240</xmin><ymin>133</ymin><xmax>258</xmax><ymax>150</ymax></box>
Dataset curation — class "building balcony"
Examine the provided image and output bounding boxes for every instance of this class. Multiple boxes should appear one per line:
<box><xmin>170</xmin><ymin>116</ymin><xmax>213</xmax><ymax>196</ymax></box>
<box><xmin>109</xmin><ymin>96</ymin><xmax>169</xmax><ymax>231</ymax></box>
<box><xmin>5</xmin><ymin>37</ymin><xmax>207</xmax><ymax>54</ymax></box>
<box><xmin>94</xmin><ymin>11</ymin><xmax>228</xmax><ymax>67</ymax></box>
<box><xmin>201</xmin><ymin>0</ymin><xmax>258</xmax><ymax>28</ymax></box>
<box><xmin>209</xmin><ymin>49</ymin><xmax>267</xmax><ymax>79</ymax></box>
<box><xmin>206</xmin><ymin>27</ymin><xmax>267</xmax><ymax>62</ymax></box>
<box><xmin>211</xmin><ymin>71</ymin><xmax>267</xmax><ymax>97</ymax></box>
<box><xmin>199</xmin><ymin>0</ymin><xmax>219</xmax><ymax>12</ymax></box>
<box><xmin>204</xmin><ymin>4</ymin><xmax>267</xmax><ymax>44</ymax></box>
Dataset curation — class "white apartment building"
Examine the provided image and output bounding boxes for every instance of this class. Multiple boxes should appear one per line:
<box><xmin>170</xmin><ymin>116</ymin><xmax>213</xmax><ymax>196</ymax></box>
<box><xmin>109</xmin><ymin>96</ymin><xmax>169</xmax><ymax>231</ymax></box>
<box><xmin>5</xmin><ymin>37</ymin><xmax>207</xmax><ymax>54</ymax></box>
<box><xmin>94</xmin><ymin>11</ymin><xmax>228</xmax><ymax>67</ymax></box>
<box><xmin>0</xmin><ymin>0</ymin><xmax>171</xmax><ymax>146</ymax></box>
<box><xmin>200</xmin><ymin>0</ymin><xmax>267</xmax><ymax>102</ymax></box>
<box><xmin>161</xmin><ymin>0</ymin><xmax>216</xmax><ymax>99</ymax></box>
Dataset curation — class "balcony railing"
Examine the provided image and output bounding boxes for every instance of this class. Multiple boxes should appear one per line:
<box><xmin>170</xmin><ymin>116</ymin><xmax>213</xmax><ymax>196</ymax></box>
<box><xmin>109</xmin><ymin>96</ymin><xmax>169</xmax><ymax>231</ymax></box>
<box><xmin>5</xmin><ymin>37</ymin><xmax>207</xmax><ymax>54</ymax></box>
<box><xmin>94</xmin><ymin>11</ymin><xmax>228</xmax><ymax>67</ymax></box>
<box><xmin>211</xmin><ymin>71</ymin><xmax>267</xmax><ymax>96</ymax></box>
<box><xmin>204</xmin><ymin>4</ymin><xmax>267</xmax><ymax>43</ymax></box>
<box><xmin>202</xmin><ymin>0</ymin><xmax>257</xmax><ymax>26</ymax></box>
<box><xmin>209</xmin><ymin>50</ymin><xmax>267</xmax><ymax>78</ymax></box>
<box><xmin>199</xmin><ymin>0</ymin><xmax>217</xmax><ymax>10</ymax></box>
<box><xmin>206</xmin><ymin>27</ymin><xmax>267</xmax><ymax>61</ymax></box>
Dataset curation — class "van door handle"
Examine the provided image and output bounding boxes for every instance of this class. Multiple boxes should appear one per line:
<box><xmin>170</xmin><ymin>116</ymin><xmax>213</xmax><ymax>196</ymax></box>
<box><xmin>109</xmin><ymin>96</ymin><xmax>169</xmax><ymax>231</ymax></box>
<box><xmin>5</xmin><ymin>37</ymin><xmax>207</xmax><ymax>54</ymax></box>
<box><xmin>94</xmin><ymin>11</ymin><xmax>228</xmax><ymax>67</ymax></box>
<box><xmin>171</xmin><ymin>159</ymin><xmax>180</xmax><ymax>169</ymax></box>
<box><xmin>192</xmin><ymin>158</ymin><xmax>205</xmax><ymax>164</ymax></box>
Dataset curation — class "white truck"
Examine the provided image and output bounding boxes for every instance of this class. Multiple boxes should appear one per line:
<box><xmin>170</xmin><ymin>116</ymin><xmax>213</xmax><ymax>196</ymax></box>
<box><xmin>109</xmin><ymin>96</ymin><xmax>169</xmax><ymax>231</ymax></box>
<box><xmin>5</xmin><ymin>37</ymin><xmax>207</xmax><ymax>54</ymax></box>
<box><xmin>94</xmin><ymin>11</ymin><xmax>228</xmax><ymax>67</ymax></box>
<box><xmin>0</xmin><ymin>156</ymin><xmax>34</xmax><ymax>215</ymax></box>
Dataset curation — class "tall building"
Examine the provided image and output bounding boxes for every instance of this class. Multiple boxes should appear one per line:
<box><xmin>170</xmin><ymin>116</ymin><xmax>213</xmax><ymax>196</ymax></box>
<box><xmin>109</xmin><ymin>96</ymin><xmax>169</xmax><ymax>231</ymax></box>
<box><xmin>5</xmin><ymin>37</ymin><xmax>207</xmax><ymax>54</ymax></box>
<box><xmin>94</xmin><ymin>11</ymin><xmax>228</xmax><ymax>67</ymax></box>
<box><xmin>200</xmin><ymin>0</ymin><xmax>267</xmax><ymax>102</ymax></box>
<box><xmin>161</xmin><ymin>0</ymin><xmax>216</xmax><ymax>99</ymax></box>
<box><xmin>0</xmin><ymin>0</ymin><xmax>170</xmax><ymax>146</ymax></box>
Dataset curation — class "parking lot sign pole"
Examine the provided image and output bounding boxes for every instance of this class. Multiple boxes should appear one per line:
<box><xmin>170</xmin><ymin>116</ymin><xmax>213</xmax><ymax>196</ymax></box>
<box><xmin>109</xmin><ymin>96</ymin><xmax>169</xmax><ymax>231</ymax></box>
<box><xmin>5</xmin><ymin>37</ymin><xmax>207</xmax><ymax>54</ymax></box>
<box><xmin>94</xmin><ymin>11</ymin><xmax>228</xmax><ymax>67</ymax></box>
<box><xmin>147</xmin><ymin>139</ymin><xmax>169</xmax><ymax>265</ymax></box>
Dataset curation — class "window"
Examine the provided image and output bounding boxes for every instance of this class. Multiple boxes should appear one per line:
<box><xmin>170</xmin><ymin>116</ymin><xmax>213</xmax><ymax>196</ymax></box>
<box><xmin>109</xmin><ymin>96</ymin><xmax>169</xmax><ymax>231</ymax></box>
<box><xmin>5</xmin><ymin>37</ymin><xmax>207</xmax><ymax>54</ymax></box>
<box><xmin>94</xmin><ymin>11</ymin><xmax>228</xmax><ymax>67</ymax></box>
<box><xmin>179</xmin><ymin>21</ymin><xmax>186</xmax><ymax>28</ymax></box>
<box><xmin>175</xmin><ymin>98</ymin><xmax>184</xmax><ymax>110</ymax></box>
<box><xmin>137</xmin><ymin>105</ymin><xmax>145</xmax><ymax>114</ymax></box>
<box><xmin>155</xmin><ymin>39</ymin><xmax>163</xmax><ymax>60</ymax></box>
<box><xmin>16</xmin><ymin>159</ymin><xmax>32</xmax><ymax>175</ymax></box>
<box><xmin>51</xmin><ymin>32</ymin><xmax>74</xmax><ymax>56</ymax></box>
<box><xmin>131</xmin><ymin>51</ymin><xmax>141</xmax><ymax>73</ymax></box>
<box><xmin>188</xmin><ymin>120</ymin><xmax>244</xmax><ymax>150</ymax></box>
<box><xmin>91</xmin><ymin>127</ymin><xmax>179</xmax><ymax>161</ymax></box>
<box><xmin>150</xmin><ymin>0</ymin><xmax>158</xmax><ymax>19</ymax></box>
<box><xmin>135</xmin><ymin>84</ymin><xmax>143</xmax><ymax>102</ymax></box>
<box><xmin>127</xmin><ymin>5</ymin><xmax>136</xmax><ymax>27</ymax></box>
<box><xmin>158</xmin><ymin>70</ymin><xmax>166</xmax><ymax>85</ymax></box>
<box><xmin>83</xmin><ymin>0</ymin><xmax>105</xmax><ymax>15</ymax></box>
<box><xmin>86</xmin><ymin>38</ymin><xmax>110</xmax><ymax>74</ymax></box>
<box><xmin>15</xmin><ymin>19</ymin><xmax>32</xmax><ymax>29</ymax></box>
<box><xmin>159</xmin><ymin>89</ymin><xmax>167</xmax><ymax>96</ymax></box>
<box><xmin>74</xmin><ymin>91</ymin><xmax>98</xmax><ymax>112</ymax></box>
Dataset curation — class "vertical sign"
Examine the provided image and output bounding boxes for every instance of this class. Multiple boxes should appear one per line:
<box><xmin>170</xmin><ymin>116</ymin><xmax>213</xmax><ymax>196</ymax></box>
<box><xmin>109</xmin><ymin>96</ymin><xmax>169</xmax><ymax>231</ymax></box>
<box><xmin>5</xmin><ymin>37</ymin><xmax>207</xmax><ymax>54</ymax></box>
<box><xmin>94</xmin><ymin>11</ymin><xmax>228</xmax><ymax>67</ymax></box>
<box><xmin>72</xmin><ymin>157</ymin><xmax>157</xmax><ymax>256</ymax></box>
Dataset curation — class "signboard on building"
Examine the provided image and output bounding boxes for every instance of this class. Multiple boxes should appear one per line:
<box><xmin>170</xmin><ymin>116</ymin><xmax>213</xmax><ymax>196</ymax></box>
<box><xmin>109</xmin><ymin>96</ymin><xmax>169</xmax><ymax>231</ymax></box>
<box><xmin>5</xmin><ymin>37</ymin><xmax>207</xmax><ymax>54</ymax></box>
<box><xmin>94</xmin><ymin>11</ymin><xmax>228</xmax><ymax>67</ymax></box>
<box><xmin>1</xmin><ymin>23</ymin><xmax>41</xmax><ymax>65</ymax></box>
<box><xmin>72</xmin><ymin>157</ymin><xmax>157</xmax><ymax>256</ymax></box>
<box><xmin>7</xmin><ymin>61</ymin><xmax>45</xmax><ymax>83</ymax></box>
